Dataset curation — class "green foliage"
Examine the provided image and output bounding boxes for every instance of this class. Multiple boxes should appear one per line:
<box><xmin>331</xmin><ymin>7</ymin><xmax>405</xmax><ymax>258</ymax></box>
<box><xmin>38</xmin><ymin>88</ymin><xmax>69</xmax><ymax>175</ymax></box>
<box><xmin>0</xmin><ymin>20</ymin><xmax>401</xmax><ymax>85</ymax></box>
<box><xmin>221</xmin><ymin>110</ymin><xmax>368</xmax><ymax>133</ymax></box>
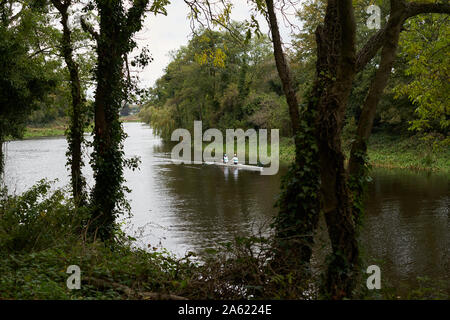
<box><xmin>395</xmin><ymin>15</ymin><xmax>450</xmax><ymax>147</ymax></box>
<box><xmin>0</xmin><ymin>180</ymin><xmax>88</xmax><ymax>252</ymax></box>
<box><xmin>0</xmin><ymin>23</ymin><xmax>57</xmax><ymax>142</ymax></box>
<box><xmin>365</xmin><ymin>132</ymin><xmax>450</xmax><ymax>171</ymax></box>
<box><xmin>0</xmin><ymin>181</ymin><xmax>197</xmax><ymax>300</ymax></box>
<box><xmin>139</xmin><ymin>27</ymin><xmax>289</xmax><ymax>139</ymax></box>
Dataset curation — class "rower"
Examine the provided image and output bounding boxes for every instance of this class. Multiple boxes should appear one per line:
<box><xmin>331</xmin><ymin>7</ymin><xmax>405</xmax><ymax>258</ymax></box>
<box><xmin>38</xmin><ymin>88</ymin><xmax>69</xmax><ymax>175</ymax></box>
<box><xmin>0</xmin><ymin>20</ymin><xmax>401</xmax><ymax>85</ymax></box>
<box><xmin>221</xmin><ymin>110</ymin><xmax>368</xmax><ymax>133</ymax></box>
<box><xmin>223</xmin><ymin>153</ymin><xmax>229</xmax><ymax>163</ymax></box>
<box><xmin>232</xmin><ymin>154</ymin><xmax>238</xmax><ymax>165</ymax></box>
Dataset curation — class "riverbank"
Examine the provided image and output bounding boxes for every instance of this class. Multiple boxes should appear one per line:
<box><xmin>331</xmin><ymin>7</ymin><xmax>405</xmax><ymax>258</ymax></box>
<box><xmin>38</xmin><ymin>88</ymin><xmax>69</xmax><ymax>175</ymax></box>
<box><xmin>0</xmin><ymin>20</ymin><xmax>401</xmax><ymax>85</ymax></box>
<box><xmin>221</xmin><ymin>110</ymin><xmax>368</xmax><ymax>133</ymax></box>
<box><xmin>20</xmin><ymin>116</ymin><xmax>138</xmax><ymax>138</ymax></box>
<box><xmin>279</xmin><ymin>133</ymin><xmax>449</xmax><ymax>172</ymax></box>
<box><xmin>365</xmin><ymin>133</ymin><xmax>449</xmax><ymax>172</ymax></box>
<box><xmin>4</xmin><ymin>117</ymin><xmax>136</xmax><ymax>141</ymax></box>
<box><xmin>8</xmin><ymin>122</ymin><xmax>449</xmax><ymax>172</ymax></box>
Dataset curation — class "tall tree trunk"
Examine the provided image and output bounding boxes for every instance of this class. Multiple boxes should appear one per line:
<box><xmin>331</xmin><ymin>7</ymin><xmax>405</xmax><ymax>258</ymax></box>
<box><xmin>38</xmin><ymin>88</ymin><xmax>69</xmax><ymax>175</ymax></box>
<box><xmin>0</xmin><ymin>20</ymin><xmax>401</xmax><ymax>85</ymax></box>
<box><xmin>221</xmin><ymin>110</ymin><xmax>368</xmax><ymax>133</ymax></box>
<box><xmin>265</xmin><ymin>0</ymin><xmax>300</xmax><ymax>140</ymax></box>
<box><xmin>90</xmin><ymin>1</ymin><xmax>125</xmax><ymax>240</ymax></box>
<box><xmin>86</xmin><ymin>0</ymin><xmax>150</xmax><ymax>240</ymax></box>
<box><xmin>51</xmin><ymin>0</ymin><xmax>87</xmax><ymax>206</ymax></box>
<box><xmin>313</xmin><ymin>0</ymin><xmax>360</xmax><ymax>299</ymax></box>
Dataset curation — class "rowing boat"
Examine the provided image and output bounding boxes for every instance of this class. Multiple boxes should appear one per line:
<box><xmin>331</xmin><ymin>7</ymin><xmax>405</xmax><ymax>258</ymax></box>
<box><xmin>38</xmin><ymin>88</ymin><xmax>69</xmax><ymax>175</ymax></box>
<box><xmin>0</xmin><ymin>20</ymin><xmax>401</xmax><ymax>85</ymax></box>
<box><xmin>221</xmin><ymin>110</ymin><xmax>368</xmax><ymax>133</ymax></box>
<box><xmin>205</xmin><ymin>161</ymin><xmax>263</xmax><ymax>172</ymax></box>
<box><xmin>165</xmin><ymin>158</ymin><xmax>264</xmax><ymax>172</ymax></box>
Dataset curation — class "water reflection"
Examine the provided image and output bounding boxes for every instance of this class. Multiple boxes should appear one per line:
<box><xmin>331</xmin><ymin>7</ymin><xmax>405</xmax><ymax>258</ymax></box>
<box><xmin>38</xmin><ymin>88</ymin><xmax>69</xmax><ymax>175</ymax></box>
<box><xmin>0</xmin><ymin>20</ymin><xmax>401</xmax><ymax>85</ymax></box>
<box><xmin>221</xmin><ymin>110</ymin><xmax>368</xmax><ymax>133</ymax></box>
<box><xmin>361</xmin><ymin>168</ymin><xmax>449</xmax><ymax>292</ymax></box>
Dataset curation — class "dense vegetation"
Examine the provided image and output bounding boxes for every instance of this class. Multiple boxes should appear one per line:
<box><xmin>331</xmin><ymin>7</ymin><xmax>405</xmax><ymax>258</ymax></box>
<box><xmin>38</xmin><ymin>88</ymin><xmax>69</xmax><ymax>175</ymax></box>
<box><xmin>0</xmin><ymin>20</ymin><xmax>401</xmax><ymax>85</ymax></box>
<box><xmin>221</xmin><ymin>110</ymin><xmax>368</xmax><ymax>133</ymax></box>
<box><xmin>139</xmin><ymin>27</ymin><xmax>292</xmax><ymax>140</ymax></box>
<box><xmin>0</xmin><ymin>0</ymin><xmax>448</xmax><ymax>301</ymax></box>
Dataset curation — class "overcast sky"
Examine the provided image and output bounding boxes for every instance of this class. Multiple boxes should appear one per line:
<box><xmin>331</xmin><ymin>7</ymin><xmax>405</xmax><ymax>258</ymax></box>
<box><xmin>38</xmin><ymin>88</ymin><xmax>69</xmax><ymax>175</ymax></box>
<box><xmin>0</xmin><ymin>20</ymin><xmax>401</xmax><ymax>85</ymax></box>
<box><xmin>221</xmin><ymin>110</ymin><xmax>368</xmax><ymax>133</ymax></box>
<box><xmin>132</xmin><ymin>0</ymin><xmax>298</xmax><ymax>89</ymax></box>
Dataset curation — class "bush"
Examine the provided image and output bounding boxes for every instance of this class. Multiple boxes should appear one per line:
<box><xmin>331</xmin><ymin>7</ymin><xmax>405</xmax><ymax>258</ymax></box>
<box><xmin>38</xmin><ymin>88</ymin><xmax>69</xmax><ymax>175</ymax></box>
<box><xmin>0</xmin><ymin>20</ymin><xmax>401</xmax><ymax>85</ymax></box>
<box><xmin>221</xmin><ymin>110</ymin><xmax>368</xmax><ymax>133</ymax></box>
<box><xmin>0</xmin><ymin>180</ymin><xmax>89</xmax><ymax>252</ymax></box>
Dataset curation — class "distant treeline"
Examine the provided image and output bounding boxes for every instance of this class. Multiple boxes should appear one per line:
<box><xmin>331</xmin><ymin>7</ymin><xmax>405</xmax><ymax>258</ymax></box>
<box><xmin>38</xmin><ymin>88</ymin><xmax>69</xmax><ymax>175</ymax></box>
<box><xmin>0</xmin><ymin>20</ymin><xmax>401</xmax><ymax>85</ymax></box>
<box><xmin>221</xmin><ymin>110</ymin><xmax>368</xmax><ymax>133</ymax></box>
<box><xmin>140</xmin><ymin>17</ymin><xmax>448</xmax><ymax>148</ymax></box>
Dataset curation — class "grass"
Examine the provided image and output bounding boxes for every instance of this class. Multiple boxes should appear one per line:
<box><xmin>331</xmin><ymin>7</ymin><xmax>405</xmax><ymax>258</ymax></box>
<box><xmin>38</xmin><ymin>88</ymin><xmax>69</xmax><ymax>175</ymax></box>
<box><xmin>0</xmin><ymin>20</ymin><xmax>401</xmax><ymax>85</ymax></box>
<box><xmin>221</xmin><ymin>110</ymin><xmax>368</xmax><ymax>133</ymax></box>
<box><xmin>22</xmin><ymin>127</ymin><xmax>67</xmax><ymax>139</ymax></box>
<box><xmin>366</xmin><ymin>132</ymin><xmax>449</xmax><ymax>172</ymax></box>
<box><xmin>0</xmin><ymin>181</ymin><xmax>198</xmax><ymax>300</ymax></box>
<box><xmin>278</xmin><ymin>132</ymin><xmax>449</xmax><ymax>172</ymax></box>
<box><xmin>6</xmin><ymin>120</ymin><xmax>96</xmax><ymax>141</ymax></box>
<box><xmin>9</xmin><ymin>115</ymin><xmax>139</xmax><ymax>141</ymax></box>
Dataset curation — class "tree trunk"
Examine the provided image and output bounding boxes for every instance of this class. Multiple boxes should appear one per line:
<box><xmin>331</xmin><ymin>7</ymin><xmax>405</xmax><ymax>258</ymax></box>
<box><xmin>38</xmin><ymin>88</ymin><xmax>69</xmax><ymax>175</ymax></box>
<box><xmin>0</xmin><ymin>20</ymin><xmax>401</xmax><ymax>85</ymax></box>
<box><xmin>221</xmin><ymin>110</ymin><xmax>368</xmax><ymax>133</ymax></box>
<box><xmin>313</xmin><ymin>0</ymin><xmax>360</xmax><ymax>299</ymax></box>
<box><xmin>90</xmin><ymin>2</ymin><xmax>125</xmax><ymax>240</ymax></box>
<box><xmin>52</xmin><ymin>0</ymin><xmax>87</xmax><ymax>206</ymax></box>
<box><xmin>83</xmin><ymin>0</ymin><xmax>150</xmax><ymax>240</ymax></box>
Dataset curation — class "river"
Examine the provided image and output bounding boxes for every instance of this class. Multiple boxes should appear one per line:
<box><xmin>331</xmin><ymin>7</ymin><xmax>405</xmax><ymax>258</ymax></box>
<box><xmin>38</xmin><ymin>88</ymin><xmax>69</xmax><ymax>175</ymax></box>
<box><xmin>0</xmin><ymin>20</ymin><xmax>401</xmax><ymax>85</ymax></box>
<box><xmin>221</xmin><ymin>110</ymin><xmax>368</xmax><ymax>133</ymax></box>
<box><xmin>3</xmin><ymin>122</ymin><xmax>449</xmax><ymax>295</ymax></box>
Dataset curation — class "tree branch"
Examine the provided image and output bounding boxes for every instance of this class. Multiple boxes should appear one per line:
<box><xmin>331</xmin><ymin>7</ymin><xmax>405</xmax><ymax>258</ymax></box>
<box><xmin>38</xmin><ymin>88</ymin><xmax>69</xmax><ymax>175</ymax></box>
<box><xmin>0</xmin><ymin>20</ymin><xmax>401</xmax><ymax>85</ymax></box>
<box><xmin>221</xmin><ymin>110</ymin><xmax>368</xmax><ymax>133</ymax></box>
<box><xmin>356</xmin><ymin>1</ymin><xmax>450</xmax><ymax>73</ymax></box>
<box><xmin>124</xmin><ymin>0</ymin><xmax>150</xmax><ymax>39</ymax></box>
<box><xmin>80</xmin><ymin>16</ymin><xmax>99</xmax><ymax>42</ymax></box>
<box><xmin>407</xmin><ymin>2</ymin><xmax>450</xmax><ymax>18</ymax></box>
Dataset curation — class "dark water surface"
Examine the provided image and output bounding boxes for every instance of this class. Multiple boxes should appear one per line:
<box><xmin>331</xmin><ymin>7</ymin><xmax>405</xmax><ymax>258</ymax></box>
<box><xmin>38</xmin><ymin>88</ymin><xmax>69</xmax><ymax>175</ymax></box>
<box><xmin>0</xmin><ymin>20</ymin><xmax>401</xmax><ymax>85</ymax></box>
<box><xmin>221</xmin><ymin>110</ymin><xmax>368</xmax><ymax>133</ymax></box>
<box><xmin>4</xmin><ymin>122</ymin><xmax>449</xmax><ymax>294</ymax></box>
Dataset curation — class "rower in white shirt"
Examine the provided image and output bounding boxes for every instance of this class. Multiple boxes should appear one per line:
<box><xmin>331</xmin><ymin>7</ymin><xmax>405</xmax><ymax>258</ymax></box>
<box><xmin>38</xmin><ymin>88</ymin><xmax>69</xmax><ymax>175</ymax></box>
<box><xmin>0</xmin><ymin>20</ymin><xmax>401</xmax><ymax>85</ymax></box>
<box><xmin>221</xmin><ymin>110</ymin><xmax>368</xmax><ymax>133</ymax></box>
<box><xmin>223</xmin><ymin>153</ymin><xmax>229</xmax><ymax>163</ymax></box>
<box><xmin>232</xmin><ymin>154</ymin><xmax>238</xmax><ymax>165</ymax></box>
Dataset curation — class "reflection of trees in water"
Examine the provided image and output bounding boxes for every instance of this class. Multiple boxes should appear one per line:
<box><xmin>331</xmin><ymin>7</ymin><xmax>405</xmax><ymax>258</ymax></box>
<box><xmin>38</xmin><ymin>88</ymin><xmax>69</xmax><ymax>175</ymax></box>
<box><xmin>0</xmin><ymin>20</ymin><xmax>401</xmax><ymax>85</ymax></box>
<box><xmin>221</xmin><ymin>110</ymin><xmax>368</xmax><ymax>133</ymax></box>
<box><xmin>155</xmin><ymin>163</ymin><xmax>282</xmax><ymax>250</ymax></box>
<box><xmin>361</xmin><ymin>168</ymin><xmax>449</xmax><ymax>293</ymax></box>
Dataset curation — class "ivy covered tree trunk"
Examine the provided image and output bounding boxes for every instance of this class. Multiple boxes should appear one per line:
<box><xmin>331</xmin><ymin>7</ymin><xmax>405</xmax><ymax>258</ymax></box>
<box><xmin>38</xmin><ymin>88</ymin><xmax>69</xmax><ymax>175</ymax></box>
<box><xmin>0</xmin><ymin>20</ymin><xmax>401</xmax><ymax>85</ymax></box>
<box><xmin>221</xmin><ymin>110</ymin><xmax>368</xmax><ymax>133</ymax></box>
<box><xmin>51</xmin><ymin>0</ymin><xmax>87</xmax><ymax>206</ymax></box>
<box><xmin>86</xmin><ymin>0</ymin><xmax>150</xmax><ymax>240</ymax></box>
<box><xmin>90</xmin><ymin>1</ymin><xmax>126</xmax><ymax>240</ymax></box>
<box><xmin>316</xmin><ymin>0</ymin><xmax>450</xmax><ymax>298</ymax></box>
<box><xmin>0</xmin><ymin>137</ymin><xmax>3</xmax><ymax>180</ymax></box>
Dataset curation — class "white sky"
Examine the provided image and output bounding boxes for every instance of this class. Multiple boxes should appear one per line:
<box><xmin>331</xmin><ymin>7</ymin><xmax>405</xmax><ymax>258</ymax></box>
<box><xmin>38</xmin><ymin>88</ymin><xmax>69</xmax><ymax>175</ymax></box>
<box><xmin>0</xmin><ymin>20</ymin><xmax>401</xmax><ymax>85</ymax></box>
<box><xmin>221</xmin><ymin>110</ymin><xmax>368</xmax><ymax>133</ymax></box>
<box><xmin>133</xmin><ymin>0</ymin><xmax>298</xmax><ymax>89</ymax></box>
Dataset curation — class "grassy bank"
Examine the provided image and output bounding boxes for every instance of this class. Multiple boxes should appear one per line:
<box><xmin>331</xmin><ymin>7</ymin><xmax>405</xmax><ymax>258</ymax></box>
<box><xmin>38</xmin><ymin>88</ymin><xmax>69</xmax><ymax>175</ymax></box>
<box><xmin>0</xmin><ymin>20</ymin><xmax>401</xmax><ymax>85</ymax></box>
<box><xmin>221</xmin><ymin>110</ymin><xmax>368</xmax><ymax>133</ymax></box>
<box><xmin>365</xmin><ymin>133</ymin><xmax>449</xmax><ymax>172</ymax></box>
<box><xmin>278</xmin><ymin>133</ymin><xmax>449</xmax><ymax>172</ymax></box>
<box><xmin>0</xmin><ymin>182</ymin><xmax>197</xmax><ymax>300</ymax></box>
<box><xmin>6</xmin><ymin>120</ymin><xmax>97</xmax><ymax>141</ymax></box>
<box><xmin>120</xmin><ymin>114</ymin><xmax>141</xmax><ymax>122</ymax></box>
<box><xmin>18</xmin><ymin>116</ymin><xmax>137</xmax><ymax>140</ymax></box>
<box><xmin>22</xmin><ymin>126</ymin><xmax>67</xmax><ymax>139</ymax></box>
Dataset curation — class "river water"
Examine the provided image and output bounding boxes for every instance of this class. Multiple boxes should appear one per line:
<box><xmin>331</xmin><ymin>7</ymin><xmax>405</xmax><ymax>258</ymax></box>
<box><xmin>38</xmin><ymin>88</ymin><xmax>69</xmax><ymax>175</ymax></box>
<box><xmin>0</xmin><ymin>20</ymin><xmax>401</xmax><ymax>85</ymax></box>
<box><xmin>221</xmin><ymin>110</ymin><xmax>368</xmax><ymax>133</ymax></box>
<box><xmin>3</xmin><ymin>122</ymin><xmax>449</xmax><ymax>295</ymax></box>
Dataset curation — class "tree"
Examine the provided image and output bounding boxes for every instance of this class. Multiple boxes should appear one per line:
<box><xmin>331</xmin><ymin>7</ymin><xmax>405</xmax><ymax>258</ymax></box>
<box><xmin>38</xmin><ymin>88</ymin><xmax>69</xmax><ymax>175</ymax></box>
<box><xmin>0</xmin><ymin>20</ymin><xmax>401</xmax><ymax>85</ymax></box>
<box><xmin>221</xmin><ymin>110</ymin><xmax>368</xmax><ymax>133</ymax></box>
<box><xmin>50</xmin><ymin>0</ymin><xmax>88</xmax><ymax>205</ymax></box>
<box><xmin>81</xmin><ymin>0</ymin><xmax>169</xmax><ymax>240</ymax></box>
<box><xmin>394</xmin><ymin>14</ymin><xmax>450</xmax><ymax>147</ymax></box>
<box><xmin>348</xmin><ymin>1</ymin><xmax>450</xmax><ymax>216</ymax></box>
<box><xmin>140</xmin><ymin>27</ymin><xmax>284</xmax><ymax>139</ymax></box>
<box><xmin>265</xmin><ymin>0</ymin><xmax>450</xmax><ymax>298</ymax></box>
<box><xmin>0</xmin><ymin>0</ymin><xmax>57</xmax><ymax>178</ymax></box>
